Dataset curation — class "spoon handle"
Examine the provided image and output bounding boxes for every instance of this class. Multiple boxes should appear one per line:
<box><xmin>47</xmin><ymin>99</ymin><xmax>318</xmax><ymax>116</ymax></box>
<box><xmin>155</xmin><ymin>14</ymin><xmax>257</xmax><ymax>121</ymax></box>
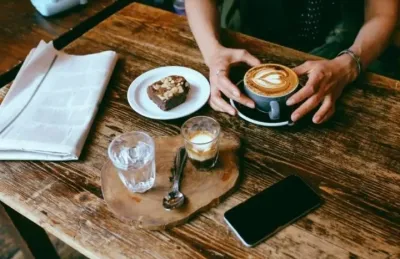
<box><xmin>172</xmin><ymin>148</ymin><xmax>187</xmax><ymax>191</ymax></box>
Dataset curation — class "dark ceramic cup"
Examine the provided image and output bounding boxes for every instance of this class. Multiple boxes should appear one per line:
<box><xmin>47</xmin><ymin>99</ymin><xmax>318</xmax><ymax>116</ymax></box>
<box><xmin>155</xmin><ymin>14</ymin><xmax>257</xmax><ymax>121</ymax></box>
<box><xmin>243</xmin><ymin>64</ymin><xmax>299</xmax><ymax>120</ymax></box>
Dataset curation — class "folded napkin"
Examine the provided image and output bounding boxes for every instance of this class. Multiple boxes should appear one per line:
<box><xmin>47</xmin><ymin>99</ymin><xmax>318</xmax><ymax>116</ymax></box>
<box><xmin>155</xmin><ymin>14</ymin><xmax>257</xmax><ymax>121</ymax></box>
<box><xmin>0</xmin><ymin>41</ymin><xmax>118</xmax><ymax>160</ymax></box>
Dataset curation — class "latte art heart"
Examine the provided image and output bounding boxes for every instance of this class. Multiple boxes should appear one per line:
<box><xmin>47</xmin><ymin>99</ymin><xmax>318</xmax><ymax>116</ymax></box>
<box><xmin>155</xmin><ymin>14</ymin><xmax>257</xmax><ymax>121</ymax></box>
<box><xmin>244</xmin><ymin>64</ymin><xmax>299</xmax><ymax>97</ymax></box>
<box><xmin>251</xmin><ymin>69</ymin><xmax>290</xmax><ymax>92</ymax></box>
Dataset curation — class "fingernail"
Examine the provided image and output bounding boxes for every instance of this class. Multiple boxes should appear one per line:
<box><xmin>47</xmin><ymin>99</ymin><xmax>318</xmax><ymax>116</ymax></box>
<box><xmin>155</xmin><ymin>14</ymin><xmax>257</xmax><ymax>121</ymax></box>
<box><xmin>313</xmin><ymin>116</ymin><xmax>320</xmax><ymax>124</ymax></box>
<box><xmin>247</xmin><ymin>102</ymin><xmax>255</xmax><ymax>108</ymax></box>
<box><xmin>286</xmin><ymin>99</ymin><xmax>294</xmax><ymax>106</ymax></box>
<box><xmin>233</xmin><ymin>91</ymin><xmax>240</xmax><ymax>97</ymax></box>
<box><xmin>292</xmin><ymin>113</ymin><xmax>299</xmax><ymax>121</ymax></box>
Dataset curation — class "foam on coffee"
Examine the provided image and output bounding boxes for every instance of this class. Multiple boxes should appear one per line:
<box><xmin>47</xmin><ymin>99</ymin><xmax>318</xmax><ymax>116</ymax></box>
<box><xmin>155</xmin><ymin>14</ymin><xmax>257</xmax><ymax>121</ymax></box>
<box><xmin>244</xmin><ymin>64</ymin><xmax>298</xmax><ymax>97</ymax></box>
<box><xmin>190</xmin><ymin>133</ymin><xmax>213</xmax><ymax>151</ymax></box>
<box><xmin>186</xmin><ymin>131</ymin><xmax>217</xmax><ymax>162</ymax></box>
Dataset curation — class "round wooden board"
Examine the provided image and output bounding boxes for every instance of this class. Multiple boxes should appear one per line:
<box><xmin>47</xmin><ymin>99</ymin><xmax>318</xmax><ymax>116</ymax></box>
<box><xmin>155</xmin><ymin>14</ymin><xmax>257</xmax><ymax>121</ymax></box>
<box><xmin>101</xmin><ymin>133</ymin><xmax>240</xmax><ymax>230</ymax></box>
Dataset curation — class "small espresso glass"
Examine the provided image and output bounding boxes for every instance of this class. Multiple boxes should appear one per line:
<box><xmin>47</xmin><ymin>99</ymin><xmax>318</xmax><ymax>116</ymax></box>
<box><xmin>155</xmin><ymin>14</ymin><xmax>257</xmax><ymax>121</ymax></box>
<box><xmin>108</xmin><ymin>131</ymin><xmax>156</xmax><ymax>193</ymax></box>
<box><xmin>181</xmin><ymin>116</ymin><xmax>221</xmax><ymax>171</ymax></box>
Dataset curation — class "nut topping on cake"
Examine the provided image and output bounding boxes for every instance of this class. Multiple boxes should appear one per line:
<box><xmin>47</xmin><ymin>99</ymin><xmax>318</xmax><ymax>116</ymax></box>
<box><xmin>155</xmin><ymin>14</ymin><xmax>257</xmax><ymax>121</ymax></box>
<box><xmin>147</xmin><ymin>75</ymin><xmax>190</xmax><ymax>111</ymax></box>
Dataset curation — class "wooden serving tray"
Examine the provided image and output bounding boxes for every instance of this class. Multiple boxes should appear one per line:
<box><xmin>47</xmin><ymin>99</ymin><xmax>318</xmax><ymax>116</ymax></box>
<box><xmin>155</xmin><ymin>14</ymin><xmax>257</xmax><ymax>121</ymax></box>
<box><xmin>101</xmin><ymin>133</ymin><xmax>241</xmax><ymax>230</ymax></box>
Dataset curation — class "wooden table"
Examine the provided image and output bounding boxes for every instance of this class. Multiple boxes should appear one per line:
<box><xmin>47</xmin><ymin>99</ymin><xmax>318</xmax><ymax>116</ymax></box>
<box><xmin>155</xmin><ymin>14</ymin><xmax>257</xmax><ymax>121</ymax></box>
<box><xmin>1</xmin><ymin>3</ymin><xmax>399</xmax><ymax>258</ymax></box>
<box><xmin>0</xmin><ymin>0</ymin><xmax>131</xmax><ymax>85</ymax></box>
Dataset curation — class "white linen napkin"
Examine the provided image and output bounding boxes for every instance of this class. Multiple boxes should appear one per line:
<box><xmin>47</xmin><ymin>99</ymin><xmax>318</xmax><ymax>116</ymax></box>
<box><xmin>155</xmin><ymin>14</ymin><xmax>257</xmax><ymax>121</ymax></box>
<box><xmin>0</xmin><ymin>41</ymin><xmax>118</xmax><ymax>160</ymax></box>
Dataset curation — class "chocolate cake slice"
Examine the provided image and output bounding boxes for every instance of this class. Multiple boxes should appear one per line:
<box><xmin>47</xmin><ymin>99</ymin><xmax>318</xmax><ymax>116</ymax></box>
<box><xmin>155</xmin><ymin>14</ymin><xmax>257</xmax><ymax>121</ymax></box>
<box><xmin>147</xmin><ymin>75</ymin><xmax>190</xmax><ymax>111</ymax></box>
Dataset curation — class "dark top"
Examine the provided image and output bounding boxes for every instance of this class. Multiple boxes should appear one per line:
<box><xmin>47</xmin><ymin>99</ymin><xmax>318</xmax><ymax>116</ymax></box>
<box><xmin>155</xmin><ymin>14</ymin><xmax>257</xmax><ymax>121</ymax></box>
<box><xmin>221</xmin><ymin>0</ymin><xmax>363</xmax><ymax>52</ymax></box>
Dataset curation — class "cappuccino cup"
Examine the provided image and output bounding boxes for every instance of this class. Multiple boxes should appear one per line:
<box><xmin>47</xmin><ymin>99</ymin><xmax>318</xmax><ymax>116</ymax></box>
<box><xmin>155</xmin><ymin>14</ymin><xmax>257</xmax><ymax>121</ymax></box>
<box><xmin>243</xmin><ymin>64</ymin><xmax>299</xmax><ymax>120</ymax></box>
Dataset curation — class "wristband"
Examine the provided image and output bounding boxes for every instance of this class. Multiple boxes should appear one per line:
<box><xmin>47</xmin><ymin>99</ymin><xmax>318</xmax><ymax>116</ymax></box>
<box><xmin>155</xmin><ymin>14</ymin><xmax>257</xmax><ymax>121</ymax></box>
<box><xmin>337</xmin><ymin>49</ymin><xmax>362</xmax><ymax>78</ymax></box>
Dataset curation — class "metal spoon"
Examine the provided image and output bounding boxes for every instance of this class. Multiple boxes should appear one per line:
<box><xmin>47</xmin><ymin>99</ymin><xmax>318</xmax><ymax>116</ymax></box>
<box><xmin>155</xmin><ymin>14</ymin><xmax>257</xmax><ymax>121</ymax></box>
<box><xmin>163</xmin><ymin>147</ymin><xmax>187</xmax><ymax>210</ymax></box>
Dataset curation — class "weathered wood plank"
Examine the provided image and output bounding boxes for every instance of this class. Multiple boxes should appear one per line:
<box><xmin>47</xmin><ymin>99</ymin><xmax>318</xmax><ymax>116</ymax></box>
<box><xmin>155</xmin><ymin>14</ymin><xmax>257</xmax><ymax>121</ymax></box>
<box><xmin>0</xmin><ymin>3</ymin><xmax>399</xmax><ymax>259</ymax></box>
<box><xmin>0</xmin><ymin>0</ymin><xmax>128</xmax><ymax>78</ymax></box>
<box><xmin>1</xmin><ymin>202</ymin><xmax>59</xmax><ymax>258</ymax></box>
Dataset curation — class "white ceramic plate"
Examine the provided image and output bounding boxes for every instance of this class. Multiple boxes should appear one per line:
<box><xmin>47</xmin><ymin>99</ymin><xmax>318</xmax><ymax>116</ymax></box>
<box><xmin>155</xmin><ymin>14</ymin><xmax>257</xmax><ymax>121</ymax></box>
<box><xmin>127</xmin><ymin>66</ymin><xmax>210</xmax><ymax>120</ymax></box>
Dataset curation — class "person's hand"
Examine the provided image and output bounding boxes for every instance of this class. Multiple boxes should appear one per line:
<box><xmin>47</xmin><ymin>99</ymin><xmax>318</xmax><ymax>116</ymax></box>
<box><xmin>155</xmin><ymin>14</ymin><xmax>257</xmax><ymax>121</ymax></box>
<box><xmin>286</xmin><ymin>54</ymin><xmax>359</xmax><ymax>124</ymax></box>
<box><xmin>206</xmin><ymin>45</ymin><xmax>261</xmax><ymax>115</ymax></box>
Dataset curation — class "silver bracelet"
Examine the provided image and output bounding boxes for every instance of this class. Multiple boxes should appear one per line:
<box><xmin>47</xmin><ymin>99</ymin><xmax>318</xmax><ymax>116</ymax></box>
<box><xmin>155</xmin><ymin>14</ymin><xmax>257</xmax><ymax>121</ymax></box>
<box><xmin>337</xmin><ymin>49</ymin><xmax>362</xmax><ymax>78</ymax></box>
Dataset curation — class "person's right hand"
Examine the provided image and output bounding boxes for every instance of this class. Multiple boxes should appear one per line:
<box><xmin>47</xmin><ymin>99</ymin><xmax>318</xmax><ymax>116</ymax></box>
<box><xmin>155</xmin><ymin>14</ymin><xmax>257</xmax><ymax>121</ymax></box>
<box><xmin>206</xmin><ymin>46</ymin><xmax>261</xmax><ymax>115</ymax></box>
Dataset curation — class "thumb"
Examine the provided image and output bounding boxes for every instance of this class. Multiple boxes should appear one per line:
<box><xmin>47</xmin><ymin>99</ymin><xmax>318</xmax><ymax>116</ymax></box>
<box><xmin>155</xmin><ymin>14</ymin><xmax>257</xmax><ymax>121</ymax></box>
<box><xmin>233</xmin><ymin>49</ymin><xmax>261</xmax><ymax>67</ymax></box>
<box><xmin>292</xmin><ymin>61</ymin><xmax>312</xmax><ymax>76</ymax></box>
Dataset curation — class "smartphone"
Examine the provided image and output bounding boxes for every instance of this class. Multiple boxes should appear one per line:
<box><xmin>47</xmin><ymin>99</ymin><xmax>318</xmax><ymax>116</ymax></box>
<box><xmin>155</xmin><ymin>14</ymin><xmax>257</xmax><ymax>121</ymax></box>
<box><xmin>224</xmin><ymin>175</ymin><xmax>322</xmax><ymax>247</ymax></box>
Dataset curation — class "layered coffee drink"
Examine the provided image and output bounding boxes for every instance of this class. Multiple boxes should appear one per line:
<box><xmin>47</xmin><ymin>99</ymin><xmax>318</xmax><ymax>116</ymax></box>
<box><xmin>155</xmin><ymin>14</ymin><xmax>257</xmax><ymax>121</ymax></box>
<box><xmin>244</xmin><ymin>64</ymin><xmax>299</xmax><ymax>97</ymax></box>
<box><xmin>185</xmin><ymin>131</ymin><xmax>219</xmax><ymax>170</ymax></box>
<box><xmin>181</xmin><ymin>116</ymin><xmax>220</xmax><ymax>171</ymax></box>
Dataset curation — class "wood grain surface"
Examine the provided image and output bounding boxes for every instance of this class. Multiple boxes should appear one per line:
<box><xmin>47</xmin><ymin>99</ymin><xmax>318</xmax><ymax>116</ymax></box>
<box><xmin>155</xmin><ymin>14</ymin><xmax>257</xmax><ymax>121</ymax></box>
<box><xmin>0</xmin><ymin>0</ymin><xmax>130</xmax><ymax>81</ymax></box>
<box><xmin>102</xmin><ymin>133</ymin><xmax>240</xmax><ymax>230</ymax></box>
<box><xmin>0</xmin><ymin>3</ymin><xmax>399</xmax><ymax>259</ymax></box>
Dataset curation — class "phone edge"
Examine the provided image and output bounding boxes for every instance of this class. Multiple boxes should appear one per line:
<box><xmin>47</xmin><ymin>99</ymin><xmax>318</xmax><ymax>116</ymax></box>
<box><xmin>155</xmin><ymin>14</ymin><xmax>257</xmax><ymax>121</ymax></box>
<box><xmin>223</xmin><ymin>216</ymin><xmax>253</xmax><ymax>247</ymax></box>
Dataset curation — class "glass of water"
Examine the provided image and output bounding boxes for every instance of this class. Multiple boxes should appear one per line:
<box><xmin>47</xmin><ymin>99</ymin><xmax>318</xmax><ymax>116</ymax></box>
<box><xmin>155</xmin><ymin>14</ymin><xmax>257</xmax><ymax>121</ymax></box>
<box><xmin>108</xmin><ymin>131</ymin><xmax>156</xmax><ymax>193</ymax></box>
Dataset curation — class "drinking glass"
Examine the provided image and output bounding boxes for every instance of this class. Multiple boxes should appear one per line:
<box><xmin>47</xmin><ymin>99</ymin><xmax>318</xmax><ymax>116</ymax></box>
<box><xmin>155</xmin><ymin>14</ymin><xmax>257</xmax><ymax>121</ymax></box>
<box><xmin>181</xmin><ymin>116</ymin><xmax>221</xmax><ymax>170</ymax></box>
<box><xmin>108</xmin><ymin>131</ymin><xmax>155</xmax><ymax>193</ymax></box>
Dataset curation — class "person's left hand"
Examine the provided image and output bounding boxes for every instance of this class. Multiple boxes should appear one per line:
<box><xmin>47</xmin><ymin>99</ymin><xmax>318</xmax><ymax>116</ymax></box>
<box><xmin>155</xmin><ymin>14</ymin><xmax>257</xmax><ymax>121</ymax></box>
<box><xmin>286</xmin><ymin>54</ymin><xmax>359</xmax><ymax>124</ymax></box>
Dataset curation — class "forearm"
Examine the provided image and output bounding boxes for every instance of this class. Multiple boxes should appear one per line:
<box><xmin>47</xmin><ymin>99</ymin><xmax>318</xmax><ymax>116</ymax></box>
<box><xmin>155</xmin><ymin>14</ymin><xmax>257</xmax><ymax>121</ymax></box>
<box><xmin>185</xmin><ymin>0</ymin><xmax>221</xmax><ymax>66</ymax></box>
<box><xmin>349</xmin><ymin>0</ymin><xmax>398</xmax><ymax>70</ymax></box>
<box><xmin>350</xmin><ymin>17</ymin><xmax>397</xmax><ymax>69</ymax></box>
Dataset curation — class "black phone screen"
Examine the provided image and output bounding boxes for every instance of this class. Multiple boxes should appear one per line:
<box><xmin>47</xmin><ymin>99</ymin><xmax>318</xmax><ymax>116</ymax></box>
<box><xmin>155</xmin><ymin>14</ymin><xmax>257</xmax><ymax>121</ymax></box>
<box><xmin>224</xmin><ymin>175</ymin><xmax>322</xmax><ymax>246</ymax></box>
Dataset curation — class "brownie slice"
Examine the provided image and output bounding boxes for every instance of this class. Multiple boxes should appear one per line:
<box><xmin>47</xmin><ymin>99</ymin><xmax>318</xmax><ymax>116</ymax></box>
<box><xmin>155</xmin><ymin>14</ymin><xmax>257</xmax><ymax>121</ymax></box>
<box><xmin>147</xmin><ymin>75</ymin><xmax>190</xmax><ymax>111</ymax></box>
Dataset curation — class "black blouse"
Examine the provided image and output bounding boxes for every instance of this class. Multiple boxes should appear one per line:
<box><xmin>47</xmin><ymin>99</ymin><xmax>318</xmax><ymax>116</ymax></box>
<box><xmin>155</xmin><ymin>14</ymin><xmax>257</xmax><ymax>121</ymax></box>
<box><xmin>238</xmin><ymin>0</ymin><xmax>356</xmax><ymax>51</ymax></box>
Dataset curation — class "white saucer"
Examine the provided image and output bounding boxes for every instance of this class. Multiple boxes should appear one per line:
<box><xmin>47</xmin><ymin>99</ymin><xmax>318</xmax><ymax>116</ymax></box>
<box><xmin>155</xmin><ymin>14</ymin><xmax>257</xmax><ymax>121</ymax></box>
<box><xmin>230</xmin><ymin>99</ymin><xmax>290</xmax><ymax>127</ymax></box>
<box><xmin>127</xmin><ymin>66</ymin><xmax>210</xmax><ymax>120</ymax></box>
